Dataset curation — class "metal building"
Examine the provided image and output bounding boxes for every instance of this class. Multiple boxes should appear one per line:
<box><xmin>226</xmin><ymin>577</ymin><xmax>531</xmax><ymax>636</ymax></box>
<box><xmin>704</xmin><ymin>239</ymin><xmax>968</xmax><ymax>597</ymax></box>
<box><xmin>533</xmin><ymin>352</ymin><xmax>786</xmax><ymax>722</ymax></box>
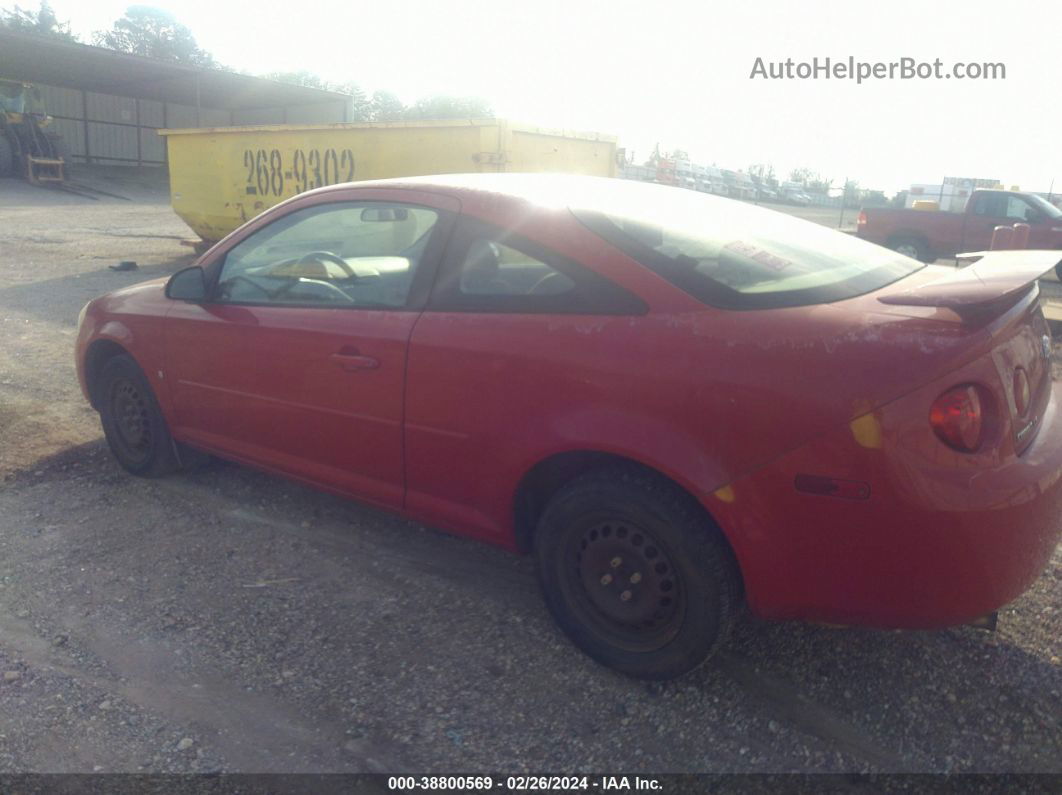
<box><xmin>0</xmin><ymin>30</ymin><xmax>352</xmax><ymax>167</ymax></box>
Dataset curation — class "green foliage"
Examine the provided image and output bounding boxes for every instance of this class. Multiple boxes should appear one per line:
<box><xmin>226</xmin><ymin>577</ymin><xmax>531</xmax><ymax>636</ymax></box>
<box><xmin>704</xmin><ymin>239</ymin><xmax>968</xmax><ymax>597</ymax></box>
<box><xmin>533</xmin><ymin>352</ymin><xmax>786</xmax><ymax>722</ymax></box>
<box><xmin>402</xmin><ymin>94</ymin><xmax>493</xmax><ymax>121</ymax></box>
<box><xmin>262</xmin><ymin>71</ymin><xmax>332</xmax><ymax>90</ymax></box>
<box><xmin>368</xmin><ymin>90</ymin><xmax>406</xmax><ymax>121</ymax></box>
<box><xmin>748</xmin><ymin>163</ymin><xmax>776</xmax><ymax>186</ymax></box>
<box><xmin>92</xmin><ymin>5</ymin><xmax>216</xmax><ymax>66</ymax></box>
<box><xmin>0</xmin><ymin>1</ymin><xmax>78</xmax><ymax>41</ymax></box>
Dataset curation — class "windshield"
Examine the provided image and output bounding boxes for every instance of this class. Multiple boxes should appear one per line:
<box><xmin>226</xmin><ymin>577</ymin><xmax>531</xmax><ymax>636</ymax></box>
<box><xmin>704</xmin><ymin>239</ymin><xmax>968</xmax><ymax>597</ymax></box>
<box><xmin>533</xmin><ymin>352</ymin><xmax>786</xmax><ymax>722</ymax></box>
<box><xmin>571</xmin><ymin>180</ymin><xmax>924</xmax><ymax>310</ymax></box>
<box><xmin>1027</xmin><ymin>193</ymin><xmax>1062</xmax><ymax>219</ymax></box>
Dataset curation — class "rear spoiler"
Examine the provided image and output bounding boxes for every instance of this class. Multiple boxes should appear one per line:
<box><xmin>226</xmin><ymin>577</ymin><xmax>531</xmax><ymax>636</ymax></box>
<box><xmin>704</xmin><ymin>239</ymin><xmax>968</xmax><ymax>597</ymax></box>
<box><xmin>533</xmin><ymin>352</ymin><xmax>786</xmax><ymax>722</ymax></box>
<box><xmin>877</xmin><ymin>249</ymin><xmax>1062</xmax><ymax>320</ymax></box>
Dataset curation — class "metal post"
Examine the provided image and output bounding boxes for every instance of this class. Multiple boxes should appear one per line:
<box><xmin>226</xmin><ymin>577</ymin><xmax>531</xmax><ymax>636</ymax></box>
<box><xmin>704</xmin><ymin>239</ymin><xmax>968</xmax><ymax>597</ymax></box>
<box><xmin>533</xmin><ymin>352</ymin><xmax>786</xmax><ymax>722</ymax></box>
<box><xmin>135</xmin><ymin>98</ymin><xmax>142</xmax><ymax>167</ymax></box>
<box><xmin>81</xmin><ymin>89</ymin><xmax>90</xmax><ymax>164</ymax></box>
<box><xmin>195</xmin><ymin>73</ymin><xmax>201</xmax><ymax>127</ymax></box>
<box><xmin>839</xmin><ymin>176</ymin><xmax>847</xmax><ymax>229</ymax></box>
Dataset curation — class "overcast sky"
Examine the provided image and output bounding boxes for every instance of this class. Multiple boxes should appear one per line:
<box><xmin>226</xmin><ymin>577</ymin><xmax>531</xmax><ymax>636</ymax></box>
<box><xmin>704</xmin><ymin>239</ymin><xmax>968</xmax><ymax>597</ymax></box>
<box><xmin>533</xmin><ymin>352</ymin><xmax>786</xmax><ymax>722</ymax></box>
<box><xmin>42</xmin><ymin>0</ymin><xmax>1062</xmax><ymax>194</ymax></box>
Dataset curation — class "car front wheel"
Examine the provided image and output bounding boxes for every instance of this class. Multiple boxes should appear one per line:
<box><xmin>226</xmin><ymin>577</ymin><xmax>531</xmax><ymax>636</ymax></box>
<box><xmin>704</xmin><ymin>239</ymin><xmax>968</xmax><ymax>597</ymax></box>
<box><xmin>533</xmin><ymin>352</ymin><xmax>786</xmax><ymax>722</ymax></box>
<box><xmin>98</xmin><ymin>354</ymin><xmax>180</xmax><ymax>477</ymax></box>
<box><xmin>535</xmin><ymin>467</ymin><xmax>741</xmax><ymax>680</ymax></box>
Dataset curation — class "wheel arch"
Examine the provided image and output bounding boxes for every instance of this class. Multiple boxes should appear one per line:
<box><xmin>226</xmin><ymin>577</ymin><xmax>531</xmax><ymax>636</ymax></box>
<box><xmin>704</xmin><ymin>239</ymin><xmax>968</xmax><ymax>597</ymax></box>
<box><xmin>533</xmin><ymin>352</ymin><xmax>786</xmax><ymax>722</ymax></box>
<box><xmin>83</xmin><ymin>338</ymin><xmax>133</xmax><ymax>409</ymax></box>
<box><xmin>885</xmin><ymin>230</ymin><xmax>933</xmax><ymax>259</ymax></box>
<box><xmin>512</xmin><ymin>450</ymin><xmax>743</xmax><ymax>589</ymax></box>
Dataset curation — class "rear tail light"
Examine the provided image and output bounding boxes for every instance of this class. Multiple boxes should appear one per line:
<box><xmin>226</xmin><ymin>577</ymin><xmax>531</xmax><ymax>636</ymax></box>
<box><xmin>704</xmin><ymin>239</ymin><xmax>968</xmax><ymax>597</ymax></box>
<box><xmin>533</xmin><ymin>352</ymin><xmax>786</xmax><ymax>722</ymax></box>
<box><xmin>857</xmin><ymin>210</ymin><xmax>867</xmax><ymax>227</ymax></box>
<box><xmin>929</xmin><ymin>384</ymin><xmax>988</xmax><ymax>452</ymax></box>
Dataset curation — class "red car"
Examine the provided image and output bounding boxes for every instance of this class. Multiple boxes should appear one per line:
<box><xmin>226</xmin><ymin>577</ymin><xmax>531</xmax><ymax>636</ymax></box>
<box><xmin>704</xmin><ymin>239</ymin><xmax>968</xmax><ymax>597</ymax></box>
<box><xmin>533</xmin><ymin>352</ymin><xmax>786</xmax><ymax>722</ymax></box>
<box><xmin>76</xmin><ymin>174</ymin><xmax>1062</xmax><ymax>679</ymax></box>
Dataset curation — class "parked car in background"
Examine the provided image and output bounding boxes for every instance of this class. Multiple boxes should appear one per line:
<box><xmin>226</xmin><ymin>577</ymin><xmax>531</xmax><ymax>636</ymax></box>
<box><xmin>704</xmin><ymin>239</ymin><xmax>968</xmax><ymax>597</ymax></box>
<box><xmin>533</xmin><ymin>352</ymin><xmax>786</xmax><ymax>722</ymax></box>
<box><xmin>781</xmin><ymin>183</ymin><xmax>811</xmax><ymax>206</ymax></box>
<box><xmin>76</xmin><ymin>174</ymin><xmax>1062</xmax><ymax>680</ymax></box>
<box><xmin>704</xmin><ymin>166</ymin><xmax>728</xmax><ymax>196</ymax></box>
<box><xmin>857</xmin><ymin>188</ymin><xmax>1062</xmax><ymax>274</ymax></box>
<box><xmin>722</xmin><ymin>170</ymin><xmax>754</xmax><ymax>201</ymax></box>
<box><xmin>751</xmin><ymin>176</ymin><xmax>778</xmax><ymax>202</ymax></box>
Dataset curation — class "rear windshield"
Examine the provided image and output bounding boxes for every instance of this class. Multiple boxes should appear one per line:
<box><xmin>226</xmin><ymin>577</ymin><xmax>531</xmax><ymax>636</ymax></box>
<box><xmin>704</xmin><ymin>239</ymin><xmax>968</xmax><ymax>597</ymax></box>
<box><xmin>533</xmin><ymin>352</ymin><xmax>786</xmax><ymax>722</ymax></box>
<box><xmin>571</xmin><ymin>182</ymin><xmax>924</xmax><ymax>309</ymax></box>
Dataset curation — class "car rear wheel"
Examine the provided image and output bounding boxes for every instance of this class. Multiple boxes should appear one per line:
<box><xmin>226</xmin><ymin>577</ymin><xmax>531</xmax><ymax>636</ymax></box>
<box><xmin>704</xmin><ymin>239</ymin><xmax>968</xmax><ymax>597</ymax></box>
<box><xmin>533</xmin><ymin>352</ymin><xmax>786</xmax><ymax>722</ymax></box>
<box><xmin>535</xmin><ymin>467</ymin><xmax>741</xmax><ymax>680</ymax></box>
<box><xmin>98</xmin><ymin>354</ymin><xmax>180</xmax><ymax>477</ymax></box>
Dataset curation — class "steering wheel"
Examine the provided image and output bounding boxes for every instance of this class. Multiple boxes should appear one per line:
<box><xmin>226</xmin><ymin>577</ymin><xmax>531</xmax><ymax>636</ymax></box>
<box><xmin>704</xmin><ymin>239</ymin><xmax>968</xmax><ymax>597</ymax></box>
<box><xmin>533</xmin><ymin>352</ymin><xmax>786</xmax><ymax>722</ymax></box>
<box><xmin>271</xmin><ymin>277</ymin><xmax>354</xmax><ymax>303</ymax></box>
<box><xmin>528</xmin><ymin>271</ymin><xmax>569</xmax><ymax>296</ymax></box>
<box><xmin>298</xmin><ymin>250</ymin><xmax>355</xmax><ymax>277</ymax></box>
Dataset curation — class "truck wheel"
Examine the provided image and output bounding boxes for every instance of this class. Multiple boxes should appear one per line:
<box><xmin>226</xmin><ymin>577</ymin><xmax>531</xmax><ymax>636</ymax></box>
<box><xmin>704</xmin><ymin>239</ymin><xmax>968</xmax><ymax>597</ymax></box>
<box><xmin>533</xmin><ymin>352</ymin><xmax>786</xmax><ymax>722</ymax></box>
<box><xmin>889</xmin><ymin>236</ymin><xmax>931</xmax><ymax>262</ymax></box>
<box><xmin>98</xmin><ymin>355</ymin><xmax>180</xmax><ymax>478</ymax></box>
<box><xmin>0</xmin><ymin>136</ymin><xmax>14</xmax><ymax>178</ymax></box>
<box><xmin>535</xmin><ymin>466</ymin><xmax>741</xmax><ymax>680</ymax></box>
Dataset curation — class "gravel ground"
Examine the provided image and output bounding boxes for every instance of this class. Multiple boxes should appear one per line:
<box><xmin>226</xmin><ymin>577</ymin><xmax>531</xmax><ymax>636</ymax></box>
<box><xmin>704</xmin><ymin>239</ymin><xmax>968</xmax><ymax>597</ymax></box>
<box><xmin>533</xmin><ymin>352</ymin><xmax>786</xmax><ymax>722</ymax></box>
<box><xmin>0</xmin><ymin>169</ymin><xmax>1059</xmax><ymax>774</ymax></box>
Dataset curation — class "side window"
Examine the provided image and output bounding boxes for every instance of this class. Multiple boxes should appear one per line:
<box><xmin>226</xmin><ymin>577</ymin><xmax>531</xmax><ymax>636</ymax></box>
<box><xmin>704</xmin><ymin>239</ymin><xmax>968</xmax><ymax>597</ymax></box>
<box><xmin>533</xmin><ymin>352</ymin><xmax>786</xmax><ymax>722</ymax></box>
<box><xmin>1005</xmin><ymin>196</ymin><xmax>1036</xmax><ymax>222</ymax></box>
<box><xmin>216</xmin><ymin>202</ymin><xmax>440</xmax><ymax>308</ymax></box>
<box><xmin>459</xmin><ymin>240</ymin><xmax>576</xmax><ymax>297</ymax></box>
<box><xmin>430</xmin><ymin>218</ymin><xmax>647</xmax><ymax>315</ymax></box>
<box><xmin>972</xmin><ymin>194</ymin><xmax>1004</xmax><ymax>217</ymax></box>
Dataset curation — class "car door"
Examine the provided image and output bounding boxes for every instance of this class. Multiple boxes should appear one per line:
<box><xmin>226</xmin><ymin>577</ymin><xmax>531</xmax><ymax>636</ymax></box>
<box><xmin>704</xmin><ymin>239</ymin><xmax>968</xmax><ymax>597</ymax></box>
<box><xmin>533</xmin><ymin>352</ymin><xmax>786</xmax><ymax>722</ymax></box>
<box><xmin>164</xmin><ymin>191</ymin><xmax>457</xmax><ymax>509</ymax></box>
<box><xmin>960</xmin><ymin>192</ymin><xmax>1039</xmax><ymax>252</ymax></box>
<box><xmin>403</xmin><ymin>215</ymin><xmax>648</xmax><ymax>543</ymax></box>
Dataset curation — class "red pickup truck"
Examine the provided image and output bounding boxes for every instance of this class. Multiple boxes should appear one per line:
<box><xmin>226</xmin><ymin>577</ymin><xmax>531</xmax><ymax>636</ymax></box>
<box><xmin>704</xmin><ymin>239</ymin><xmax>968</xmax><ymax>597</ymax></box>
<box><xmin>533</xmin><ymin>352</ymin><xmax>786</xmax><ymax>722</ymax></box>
<box><xmin>857</xmin><ymin>189</ymin><xmax>1062</xmax><ymax>278</ymax></box>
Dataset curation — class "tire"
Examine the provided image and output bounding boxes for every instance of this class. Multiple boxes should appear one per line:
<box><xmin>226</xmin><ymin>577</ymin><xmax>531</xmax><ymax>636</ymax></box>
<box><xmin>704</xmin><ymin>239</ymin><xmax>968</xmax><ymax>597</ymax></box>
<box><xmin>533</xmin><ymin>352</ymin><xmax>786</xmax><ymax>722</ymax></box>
<box><xmin>97</xmin><ymin>354</ymin><xmax>180</xmax><ymax>478</ymax></box>
<box><xmin>535</xmin><ymin>466</ymin><xmax>741</xmax><ymax>680</ymax></box>
<box><xmin>889</xmin><ymin>236</ymin><xmax>931</xmax><ymax>262</ymax></box>
<box><xmin>1055</xmin><ymin>262</ymin><xmax>1062</xmax><ymax>282</ymax></box>
<box><xmin>0</xmin><ymin>135</ymin><xmax>14</xmax><ymax>178</ymax></box>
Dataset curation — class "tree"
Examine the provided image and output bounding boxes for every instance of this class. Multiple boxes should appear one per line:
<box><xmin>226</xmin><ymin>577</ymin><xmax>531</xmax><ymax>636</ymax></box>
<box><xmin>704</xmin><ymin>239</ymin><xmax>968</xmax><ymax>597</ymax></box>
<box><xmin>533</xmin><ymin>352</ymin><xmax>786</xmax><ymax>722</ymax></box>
<box><xmin>262</xmin><ymin>70</ymin><xmax>331</xmax><ymax>90</ymax></box>
<box><xmin>264</xmin><ymin>72</ymin><xmax>373</xmax><ymax>122</ymax></box>
<box><xmin>748</xmin><ymin>163</ymin><xmax>777</xmax><ymax>186</ymax></box>
<box><xmin>331</xmin><ymin>81</ymin><xmax>371</xmax><ymax>121</ymax></box>
<box><xmin>368</xmin><ymin>90</ymin><xmax>406</xmax><ymax>121</ymax></box>
<box><xmin>808</xmin><ymin>176</ymin><xmax>833</xmax><ymax>194</ymax></box>
<box><xmin>0</xmin><ymin>1</ymin><xmax>78</xmax><ymax>41</ymax></box>
<box><xmin>403</xmin><ymin>95</ymin><xmax>493</xmax><ymax>121</ymax></box>
<box><xmin>93</xmin><ymin>6</ymin><xmax>216</xmax><ymax>66</ymax></box>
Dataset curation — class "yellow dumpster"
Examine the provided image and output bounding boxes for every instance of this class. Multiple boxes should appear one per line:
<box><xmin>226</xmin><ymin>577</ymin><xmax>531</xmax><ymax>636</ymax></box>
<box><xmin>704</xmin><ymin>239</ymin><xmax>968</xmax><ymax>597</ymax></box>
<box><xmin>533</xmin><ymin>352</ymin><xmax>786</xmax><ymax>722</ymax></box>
<box><xmin>160</xmin><ymin>119</ymin><xmax>620</xmax><ymax>244</ymax></box>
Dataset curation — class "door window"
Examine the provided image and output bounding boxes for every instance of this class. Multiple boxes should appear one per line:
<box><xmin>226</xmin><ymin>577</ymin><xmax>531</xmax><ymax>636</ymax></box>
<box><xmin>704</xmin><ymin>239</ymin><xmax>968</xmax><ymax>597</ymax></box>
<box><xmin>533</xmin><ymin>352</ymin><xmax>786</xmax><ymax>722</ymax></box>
<box><xmin>216</xmin><ymin>202</ymin><xmax>440</xmax><ymax>308</ymax></box>
<box><xmin>430</xmin><ymin>217</ymin><xmax>646</xmax><ymax>315</ymax></box>
<box><xmin>459</xmin><ymin>240</ymin><xmax>576</xmax><ymax>297</ymax></box>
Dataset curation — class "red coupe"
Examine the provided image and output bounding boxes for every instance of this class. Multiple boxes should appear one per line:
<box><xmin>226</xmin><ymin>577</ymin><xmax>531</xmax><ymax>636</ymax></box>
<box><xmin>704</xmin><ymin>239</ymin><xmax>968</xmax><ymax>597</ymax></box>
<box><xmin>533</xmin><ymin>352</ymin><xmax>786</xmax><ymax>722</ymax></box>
<box><xmin>76</xmin><ymin>174</ymin><xmax>1062</xmax><ymax>679</ymax></box>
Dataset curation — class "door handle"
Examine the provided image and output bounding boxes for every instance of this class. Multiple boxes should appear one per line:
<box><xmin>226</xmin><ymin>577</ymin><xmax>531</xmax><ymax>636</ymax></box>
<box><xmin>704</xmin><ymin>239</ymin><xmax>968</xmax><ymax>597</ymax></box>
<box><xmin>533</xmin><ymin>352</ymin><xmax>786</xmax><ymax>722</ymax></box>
<box><xmin>330</xmin><ymin>350</ymin><xmax>379</xmax><ymax>371</ymax></box>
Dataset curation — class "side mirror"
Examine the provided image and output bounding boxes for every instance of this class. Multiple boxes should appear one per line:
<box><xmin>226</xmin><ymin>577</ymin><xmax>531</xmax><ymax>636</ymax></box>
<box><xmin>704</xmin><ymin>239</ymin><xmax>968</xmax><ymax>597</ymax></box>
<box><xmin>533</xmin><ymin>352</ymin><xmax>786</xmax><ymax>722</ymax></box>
<box><xmin>166</xmin><ymin>266</ymin><xmax>208</xmax><ymax>301</ymax></box>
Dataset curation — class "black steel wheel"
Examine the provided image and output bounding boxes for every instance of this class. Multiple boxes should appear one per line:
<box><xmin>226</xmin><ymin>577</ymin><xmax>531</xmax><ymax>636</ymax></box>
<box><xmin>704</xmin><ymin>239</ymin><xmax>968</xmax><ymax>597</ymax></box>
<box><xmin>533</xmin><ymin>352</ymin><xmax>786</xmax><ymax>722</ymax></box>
<box><xmin>566</xmin><ymin>518</ymin><xmax>685</xmax><ymax>652</ymax></box>
<box><xmin>536</xmin><ymin>466</ymin><xmax>741</xmax><ymax>680</ymax></box>
<box><xmin>98</xmin><ymin>354</ymin><xmax>179</xmax><ymax>477</ymax></box>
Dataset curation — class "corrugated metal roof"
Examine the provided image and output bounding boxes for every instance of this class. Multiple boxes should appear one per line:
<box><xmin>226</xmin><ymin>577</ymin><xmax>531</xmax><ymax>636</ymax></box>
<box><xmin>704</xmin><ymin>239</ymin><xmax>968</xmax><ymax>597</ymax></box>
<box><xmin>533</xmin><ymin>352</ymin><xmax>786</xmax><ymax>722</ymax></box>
<box><xmin>0</xmin><ymin>30</ymin><xmax>351</xmax><ymax>110</ymax></box>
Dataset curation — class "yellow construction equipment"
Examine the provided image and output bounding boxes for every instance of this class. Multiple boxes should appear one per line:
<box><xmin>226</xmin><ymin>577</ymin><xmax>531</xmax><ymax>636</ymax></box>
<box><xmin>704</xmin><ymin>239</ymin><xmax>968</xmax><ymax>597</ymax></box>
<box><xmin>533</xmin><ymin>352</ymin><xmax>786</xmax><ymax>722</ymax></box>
<box><xmin>160</xmin><ymin>119</ymin><xmax>620</xmax><ymax>246</ymax></box>
<box><xmin>0</xmin><ymin>79</ymin><xmax>65</xmax><ymax>184</ymax></box>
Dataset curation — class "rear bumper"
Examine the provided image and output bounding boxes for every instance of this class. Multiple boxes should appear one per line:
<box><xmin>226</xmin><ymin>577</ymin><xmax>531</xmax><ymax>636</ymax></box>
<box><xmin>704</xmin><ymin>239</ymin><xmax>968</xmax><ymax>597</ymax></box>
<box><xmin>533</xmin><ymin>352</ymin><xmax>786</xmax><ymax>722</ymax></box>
<box><xmin>710</xmin><ymin>376</ymin><xmax>1062</xmax><ymax>629</ymax></box>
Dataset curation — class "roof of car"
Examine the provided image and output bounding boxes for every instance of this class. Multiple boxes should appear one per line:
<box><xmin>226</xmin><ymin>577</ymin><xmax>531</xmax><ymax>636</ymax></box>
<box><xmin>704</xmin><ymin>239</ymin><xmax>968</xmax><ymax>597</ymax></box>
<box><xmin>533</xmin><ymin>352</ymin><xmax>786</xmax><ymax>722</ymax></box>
<box><xmin>313</xmin><ymin>172</ymin><xmax>680</xmax><ymax>206</ymax></box>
